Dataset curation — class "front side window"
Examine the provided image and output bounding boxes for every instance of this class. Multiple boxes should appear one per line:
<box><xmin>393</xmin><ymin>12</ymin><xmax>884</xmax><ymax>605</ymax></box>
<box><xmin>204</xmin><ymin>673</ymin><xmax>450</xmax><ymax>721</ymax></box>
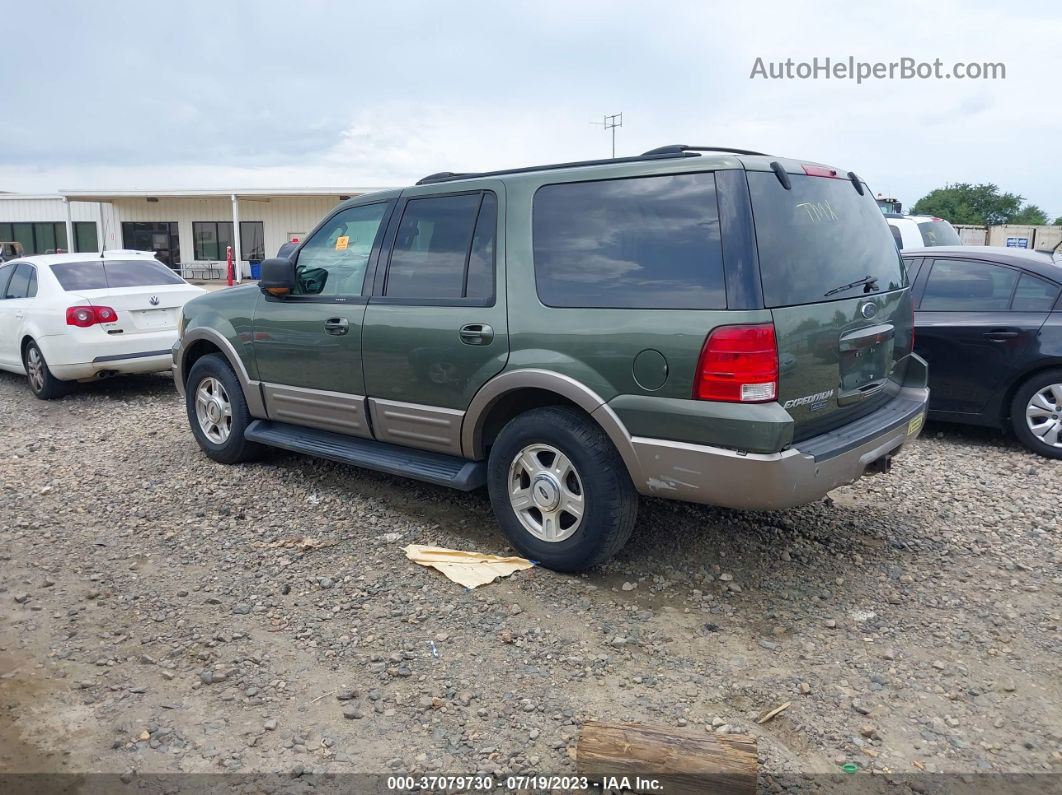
<box><xmin>50</xmin><ymin>260</ymin><xmax>184</xmax><ymax>290</ymax></box>
<box><xmin>1012</xmin><ymin>273</ymin><xmax>1061</xmax><ymax>311</ymax></box>
<box><xmin>384</xmin><ymin>193</ymin><xmax>495</xmax><ymax>300</ymax></box>
<box><xmin>534</xmin><ymin>172</ymin><xmax>725</xmax><ymax>309</ymax></box>
<box><xmin>294</xmin><ymin>203</ymin><xmax>389</xmax><ymax>297</ymax></box>
<box><xmin>920</xmin><ymin>259</ymin><xmax>1018</xmax><ymax>311</ymax></box>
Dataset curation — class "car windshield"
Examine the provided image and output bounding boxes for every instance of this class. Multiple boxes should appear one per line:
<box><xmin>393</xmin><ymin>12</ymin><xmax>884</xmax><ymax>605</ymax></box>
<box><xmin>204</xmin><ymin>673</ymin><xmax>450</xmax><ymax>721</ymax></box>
<box><xmin>917</xmin><ymin>219</ymin><xmax>961</xmax><ymax>246</ymax></box>
<box><xmin>748</xmin><ymin>172</ymin><xmax>906</xmax><ymax>307</ymax></box>
<box><xmin>50</xmin><ymin>260</ymin><xmax>185</xmax><ymax>290</ymax></box>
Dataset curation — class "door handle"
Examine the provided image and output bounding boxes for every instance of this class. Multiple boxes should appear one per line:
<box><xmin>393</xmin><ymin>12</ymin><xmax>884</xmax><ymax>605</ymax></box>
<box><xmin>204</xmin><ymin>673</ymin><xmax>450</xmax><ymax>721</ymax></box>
<box><xmin>459</xmin><ymin>323</ymin><xmax>494</xmax><ymax>345</ymax></box>
<box><xmin>324</xmin><ymin>317</ymin><xmax>349</xmax><ymax>336</ymax></box>
<box><xmin>983</xmin><ymin>329</ymin><xmax>1019</xmax><ymax>341</ymax></box>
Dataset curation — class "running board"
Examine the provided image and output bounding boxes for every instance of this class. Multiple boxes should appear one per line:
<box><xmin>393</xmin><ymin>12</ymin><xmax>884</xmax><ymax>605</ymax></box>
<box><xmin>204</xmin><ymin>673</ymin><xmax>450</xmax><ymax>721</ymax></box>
<box><xmin>244</xmin><ymin>420</ymin><xmax>486</xmax><ymax>491</ymax></box>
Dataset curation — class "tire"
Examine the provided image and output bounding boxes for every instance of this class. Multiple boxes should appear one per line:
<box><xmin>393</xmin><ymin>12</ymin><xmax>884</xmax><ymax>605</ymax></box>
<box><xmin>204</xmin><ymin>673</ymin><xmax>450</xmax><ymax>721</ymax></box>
<box><xmin>487</xmin><ymin>406</ymin><xmax>638</xmax><ymax>572</ymax></box>
<box><xmin>1010</xmin><ymin>369</ymin><xmax>1062</xmax><ymax>460</ymax></box>
<box><xmin>23</xmin><ymin>340</ymin><xmax>69</xmax><ymax>400</ymax></box>
<box><xmin>185</xmin><ymin>353</ymin><xmax>264</xmax><ymax>464</ymax></box>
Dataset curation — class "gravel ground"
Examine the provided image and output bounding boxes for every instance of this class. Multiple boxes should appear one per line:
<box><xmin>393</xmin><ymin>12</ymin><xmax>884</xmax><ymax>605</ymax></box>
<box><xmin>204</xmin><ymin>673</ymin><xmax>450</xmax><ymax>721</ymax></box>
<box><xmin>1</xmin><ymin>369</ymin><xmax>1059</xmax><ymax>790</ymax></box>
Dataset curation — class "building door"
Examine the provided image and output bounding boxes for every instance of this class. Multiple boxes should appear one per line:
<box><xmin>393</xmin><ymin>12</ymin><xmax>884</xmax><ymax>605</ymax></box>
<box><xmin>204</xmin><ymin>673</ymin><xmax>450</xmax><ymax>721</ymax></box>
<box><xmin>122</xmin><ymin>222</ymin><xmax>180</xmax><ymax>269</ymax></box>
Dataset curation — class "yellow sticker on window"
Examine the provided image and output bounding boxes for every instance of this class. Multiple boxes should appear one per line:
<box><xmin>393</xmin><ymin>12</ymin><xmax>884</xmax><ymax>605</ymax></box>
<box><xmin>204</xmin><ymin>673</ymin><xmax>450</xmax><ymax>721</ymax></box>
<box><xmin>907</xmin><ymin>414</ymin><xmax>924</xmax><ymax>437</ymax></box>
<box><xmin>335</xmin><ymin>235</ymin><xmax>349</xmax><ymax>251</ymax></box>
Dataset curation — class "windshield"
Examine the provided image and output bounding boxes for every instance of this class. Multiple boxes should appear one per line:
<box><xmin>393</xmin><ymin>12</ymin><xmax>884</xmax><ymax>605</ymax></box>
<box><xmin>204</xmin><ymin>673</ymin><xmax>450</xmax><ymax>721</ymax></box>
<box><xmin>748</xmin><ymin>172</ymin><xmax>906</xmax><ymax>307</ymax></box>
<box><xmin>50</xmin><ymin>260</ymin><xmax>185</xmax><ymax>290</ymax></box>
<box><xmin>917</xmin><ymin>219</ymin><xmax>961</xmax><ymax>246</ymax></box>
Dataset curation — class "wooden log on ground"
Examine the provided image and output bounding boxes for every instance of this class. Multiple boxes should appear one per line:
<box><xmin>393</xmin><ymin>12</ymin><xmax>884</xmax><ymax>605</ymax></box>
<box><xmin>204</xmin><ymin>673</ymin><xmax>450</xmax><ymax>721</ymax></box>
<box><xmin>576</xmin><ymin>721</ymin><xmax>757</xmax><ymax>795</ymax></box>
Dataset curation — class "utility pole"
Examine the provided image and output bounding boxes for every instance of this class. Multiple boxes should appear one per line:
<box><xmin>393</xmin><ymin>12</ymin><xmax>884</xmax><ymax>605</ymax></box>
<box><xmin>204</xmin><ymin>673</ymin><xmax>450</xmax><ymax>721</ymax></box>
<box><xmin>590</xmin><ymin>113</ymin><xmax>623</xmax><ymax>158</ymax></box>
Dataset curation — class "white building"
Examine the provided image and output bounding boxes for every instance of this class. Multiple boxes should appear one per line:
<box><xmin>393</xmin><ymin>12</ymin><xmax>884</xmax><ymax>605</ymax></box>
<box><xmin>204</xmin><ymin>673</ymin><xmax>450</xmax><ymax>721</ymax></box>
<box><xmin>0</xmin><ymin>187</ymin><xmax>392</xmax><ymax>278</ymax></box>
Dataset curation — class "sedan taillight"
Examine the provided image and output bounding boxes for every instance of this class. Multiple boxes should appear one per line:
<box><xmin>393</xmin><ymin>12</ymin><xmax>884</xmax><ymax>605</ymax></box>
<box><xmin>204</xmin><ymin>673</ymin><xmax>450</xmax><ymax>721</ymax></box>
<box><xmin>66</xmin><ymin>305</ymin><xmax>118</xmax><ymax>327</ymax></box>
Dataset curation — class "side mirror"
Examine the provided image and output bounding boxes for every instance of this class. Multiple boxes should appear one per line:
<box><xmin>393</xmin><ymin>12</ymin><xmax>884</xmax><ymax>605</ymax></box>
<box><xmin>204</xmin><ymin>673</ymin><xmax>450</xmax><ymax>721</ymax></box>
<box><xmin>259</xmin><ymin>257</ymin><xmax>295</xmax><ymax>297</ymax></box>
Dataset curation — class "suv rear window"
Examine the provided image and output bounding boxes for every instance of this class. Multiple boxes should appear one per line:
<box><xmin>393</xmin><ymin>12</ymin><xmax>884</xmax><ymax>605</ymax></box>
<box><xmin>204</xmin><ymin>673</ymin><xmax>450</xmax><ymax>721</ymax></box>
<box><xmin>748</xmin><ymin>172</ymin><xmax>906</xmax><ymax>307</ymax></box>
<box><xmin>533</xmin><ymin>172</ymin><xmax>725</xmax><ymax>309</ymax></box>
<box><xmin>917</xmin><ymin>219</ymin><xmax>961</xmax><ymax>246</ymax></box>
<box><xmin>50</xmin><ymin>259</ymin><xmax>185</xmax><ymax>290</ymax></box>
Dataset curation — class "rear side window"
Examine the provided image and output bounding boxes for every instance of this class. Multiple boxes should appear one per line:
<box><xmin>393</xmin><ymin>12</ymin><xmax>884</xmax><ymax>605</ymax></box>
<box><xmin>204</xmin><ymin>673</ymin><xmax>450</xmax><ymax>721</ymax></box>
<box><xmin>917</xmin><ymin>219</ymin><xmax>961</xmax><ymax>246</ymax></box>
<box><xmin>889</xmin><ymin>224</ymin><xmax>902</xmax><ymax>249</ymax></box>
<box><xmin>384</xmin><ymin>192</ymin><xmax>496</xmax><ymax>301</ymax></box>
<box><xmin>51</xmin><ymin>260</ymin><xmax>185</xmax><ymax>290</ymax></box>
<box><xmin>0</xmin><ymin>263</ymin><xmax>15</xmax><ymax>297</ymax></box>
<box><xmin>920</xmin><ymin>259</ymin><xmax>1017</xmax><ymax>311</ymax></box>
<box><xmin>748</xmin><ymin>172</ymin><xmax>905</xmax><ymax>307</ymax></box>
<box><xmin>1012</xmin><ymin>273</ymin><xmax>1061</xmax><ymax>311</ymax></box>
<box><xmin>4</xmin><ymin>263</ymin><xmax>35</xmax><ymax>298</ymax></box>
<box><xmin>533</xmin><ymin>172</ymin><xmax>725</xmax><ymax>309</ymax></box>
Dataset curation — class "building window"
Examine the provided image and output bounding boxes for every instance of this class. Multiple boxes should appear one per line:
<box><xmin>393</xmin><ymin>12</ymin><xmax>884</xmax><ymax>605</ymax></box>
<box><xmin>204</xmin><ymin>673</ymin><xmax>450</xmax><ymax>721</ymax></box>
<box><xmin>0</xmin><ymin>222</ymin><xmax>68</xmax><ymax>255</ymax></box>
<box><xmin>121</xmin><ymin>222</ymin><xmax>180</xmax><ymax>269</ymax></box>
<box><xmin>74</xmin><ymin>222</ymin><xmax>98</xmax><ymax>253</ymax></box>
<box><xmin>192</xmin><ymin>221</ymin><xmax>265</xmax><ymax>261</ymax></box>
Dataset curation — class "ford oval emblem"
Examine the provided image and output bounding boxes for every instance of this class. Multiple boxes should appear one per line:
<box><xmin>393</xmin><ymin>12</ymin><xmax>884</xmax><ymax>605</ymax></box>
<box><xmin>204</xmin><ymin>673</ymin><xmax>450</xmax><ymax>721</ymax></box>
<box><xmin>149</xmin><ymin>295</ymin><xmax>160</xmax><ymax>306</ymax></box>
<box><xmin>860</xmin><ymin>302</ymin><xmax>877</xmax><ymax>319</ymax></box>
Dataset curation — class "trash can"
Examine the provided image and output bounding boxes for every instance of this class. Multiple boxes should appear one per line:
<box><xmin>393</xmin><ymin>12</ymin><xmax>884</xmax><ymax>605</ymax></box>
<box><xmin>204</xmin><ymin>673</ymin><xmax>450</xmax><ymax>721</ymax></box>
<box><xmin>250</xmin><ymin>261</ymin><xmax>262</xmax><ymax>280</ymax></box>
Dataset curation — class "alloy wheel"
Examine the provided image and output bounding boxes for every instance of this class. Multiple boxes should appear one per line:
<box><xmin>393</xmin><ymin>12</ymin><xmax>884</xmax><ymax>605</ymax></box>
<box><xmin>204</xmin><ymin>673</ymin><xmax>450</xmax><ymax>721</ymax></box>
<box><xmin>507</xmin><ymin>443</ymin><xmax>585</xmax><ymax>542</ymax></box>
<box><xmin>195</xmin><ymin>377</ymin><xmax>232</xmax><ymax>444</ymax></box>
<box><xmin>26</xmin><ymin>347</ymin><xmax>45</xmax><ymax>393</ymax></box>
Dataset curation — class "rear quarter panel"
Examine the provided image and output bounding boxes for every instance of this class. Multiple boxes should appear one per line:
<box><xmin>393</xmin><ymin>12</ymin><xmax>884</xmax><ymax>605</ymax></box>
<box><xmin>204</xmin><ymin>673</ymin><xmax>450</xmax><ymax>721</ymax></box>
<box><xmin>499</xmin><ymin>160</ymin><xmax>775</xmax><ymax>446</ymax></box>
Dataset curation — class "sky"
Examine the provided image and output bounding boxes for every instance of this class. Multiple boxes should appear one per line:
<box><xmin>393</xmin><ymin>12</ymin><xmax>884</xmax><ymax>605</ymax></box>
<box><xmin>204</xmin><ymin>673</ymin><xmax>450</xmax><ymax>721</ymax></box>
<box><xmin>1</xmin><ymin>0</ymin><xmax>1060</xmax><ymax>219</ymax></box>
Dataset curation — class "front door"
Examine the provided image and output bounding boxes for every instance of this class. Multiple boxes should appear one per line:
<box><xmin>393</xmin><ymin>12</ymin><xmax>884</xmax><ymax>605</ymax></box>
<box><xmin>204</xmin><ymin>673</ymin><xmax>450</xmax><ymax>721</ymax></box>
<box><xmin>915</xmin><ymin>257</ymin><xmax>1051</xmax><ymax>415</ymax></box>
<box><xmin>362</xmin><ymin>185</ymin><xmax>508</xmax><ymax>456</ymax></box>
<box><xmin>251</xmin><ymin>200</ymin><xmax>393</xmax><ymax>437</ymax></box>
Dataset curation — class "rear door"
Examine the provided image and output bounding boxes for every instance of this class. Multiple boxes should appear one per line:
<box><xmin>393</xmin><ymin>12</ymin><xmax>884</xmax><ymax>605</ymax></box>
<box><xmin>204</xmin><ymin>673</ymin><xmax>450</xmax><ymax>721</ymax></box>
<box><xmin>746</xmin><ymin>166</ymin><xmax>915</xmax><ymax>441</ymax></box>
<box><xmin>0</xmin><ymin>262</ymin><xmax>32</xmax><ymax>366</ymax></box>
<box><xmin>361</xmin><ymin>185</ymin><xmax>507</xmax><ymax>456</ymax></box>
<box><xmin>913</xmin><ymin>258</ymin><xmax>1056</xmax><ymax>415</ymax></box>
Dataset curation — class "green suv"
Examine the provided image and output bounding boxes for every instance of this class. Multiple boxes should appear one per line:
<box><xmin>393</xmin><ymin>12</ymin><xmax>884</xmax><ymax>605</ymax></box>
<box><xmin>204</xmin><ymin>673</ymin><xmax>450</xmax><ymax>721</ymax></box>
<box><xmin>172</xmin><ymin>145</ymin><xmax>928</xmax><ymax>571</ymax></box>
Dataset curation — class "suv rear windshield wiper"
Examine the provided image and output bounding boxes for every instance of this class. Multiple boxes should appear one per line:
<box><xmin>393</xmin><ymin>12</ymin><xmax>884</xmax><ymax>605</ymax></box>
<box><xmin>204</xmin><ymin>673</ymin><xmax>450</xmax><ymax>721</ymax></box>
<box><xmin>824</xmin><ymin>275</ymin><xmax>878</xmax><ymax>297</ymax></box>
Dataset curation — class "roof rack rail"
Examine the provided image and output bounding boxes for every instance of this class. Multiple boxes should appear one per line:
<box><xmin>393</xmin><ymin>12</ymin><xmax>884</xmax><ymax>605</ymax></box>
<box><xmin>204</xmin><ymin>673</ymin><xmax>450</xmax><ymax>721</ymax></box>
<box><xmin>641</xmin><ymin>145</ymin><xmax>769</xmax><ymax>157</ymax></box>
<box><xmin>415</xmin><ymin>171</ymin><xmax>473</xmax><ymax>185</ymax></box>
<box><xmin>413</xmin><ymin>149</ymin><xmax>702</xmax><ymax>186</ymax></box>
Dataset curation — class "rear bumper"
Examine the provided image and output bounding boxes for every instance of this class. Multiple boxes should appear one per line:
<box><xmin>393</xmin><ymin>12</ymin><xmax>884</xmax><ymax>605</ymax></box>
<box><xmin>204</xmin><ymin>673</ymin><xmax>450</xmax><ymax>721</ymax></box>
<box><xmin>633</xmin><ymin>354</ymin><xmax>929</xmax><ymax>510</ymax></box>
<box><xmin>41</xmin><ymin>328</ymin><xmax>179</xmax><ymax>380</ymax></box>
<box><xmin>51</xmin><ymin>353</ymin><xmax>174</xmax><ymax>381</ymax></box>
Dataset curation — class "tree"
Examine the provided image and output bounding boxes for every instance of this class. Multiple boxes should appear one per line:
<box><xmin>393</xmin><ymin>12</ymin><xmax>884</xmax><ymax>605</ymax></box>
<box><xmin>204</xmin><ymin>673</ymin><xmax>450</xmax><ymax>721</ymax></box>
<box><xmin>1010</xmin><ymin>204</ymin><xmax>1048</xmax><ymax>225</ymax></box>
<box><xmin>911</xmin><ymin>183</ymin><xmax>1045</xmax><ymax>226</ymax></box>
<box><xmin>1054</xmin><ymin>216</ymin><xmax>1062</xmax><ymax>225</ymax></box>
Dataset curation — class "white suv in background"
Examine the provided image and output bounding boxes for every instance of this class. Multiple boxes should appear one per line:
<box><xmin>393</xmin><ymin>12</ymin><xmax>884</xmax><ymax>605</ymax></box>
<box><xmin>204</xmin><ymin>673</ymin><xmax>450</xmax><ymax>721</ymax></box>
<box><xmin>0</xmin><ymin>252</ymin><xmax>205</xmax><ymax>399</ymax></box>
<box><xmin>886</xmin><ymin>214</ymin><xmax>962</xmax><ymax>250</ymax></box>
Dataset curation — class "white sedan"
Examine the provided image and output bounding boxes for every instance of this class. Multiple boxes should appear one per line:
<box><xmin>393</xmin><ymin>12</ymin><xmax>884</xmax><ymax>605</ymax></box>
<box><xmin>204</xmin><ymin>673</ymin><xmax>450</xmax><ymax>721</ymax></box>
<box><xmin>0</xmin><ymin>252</ymin><xmax>205</xmax><ymax>399</ymax></box>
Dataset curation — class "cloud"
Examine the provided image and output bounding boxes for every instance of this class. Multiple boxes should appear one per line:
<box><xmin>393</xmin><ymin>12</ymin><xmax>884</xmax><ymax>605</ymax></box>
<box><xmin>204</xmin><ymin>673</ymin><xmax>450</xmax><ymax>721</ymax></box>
<box><xmin>0</xmin><ymin>0</ymin><xmax>1059</xmax><ymax>216</ymax></box>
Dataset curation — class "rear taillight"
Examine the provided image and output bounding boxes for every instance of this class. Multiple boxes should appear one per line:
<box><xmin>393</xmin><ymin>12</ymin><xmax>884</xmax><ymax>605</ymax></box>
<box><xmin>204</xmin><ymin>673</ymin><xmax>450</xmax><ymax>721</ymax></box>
<box><xmin>66</xmin><ymin>305</ymin><xmax>118</xmax><ymax>327</ymax></box>
<box><xmin>695</xmin><ymin>324</ymin><xmax>779</xmax><ymax>403</ymax></box>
